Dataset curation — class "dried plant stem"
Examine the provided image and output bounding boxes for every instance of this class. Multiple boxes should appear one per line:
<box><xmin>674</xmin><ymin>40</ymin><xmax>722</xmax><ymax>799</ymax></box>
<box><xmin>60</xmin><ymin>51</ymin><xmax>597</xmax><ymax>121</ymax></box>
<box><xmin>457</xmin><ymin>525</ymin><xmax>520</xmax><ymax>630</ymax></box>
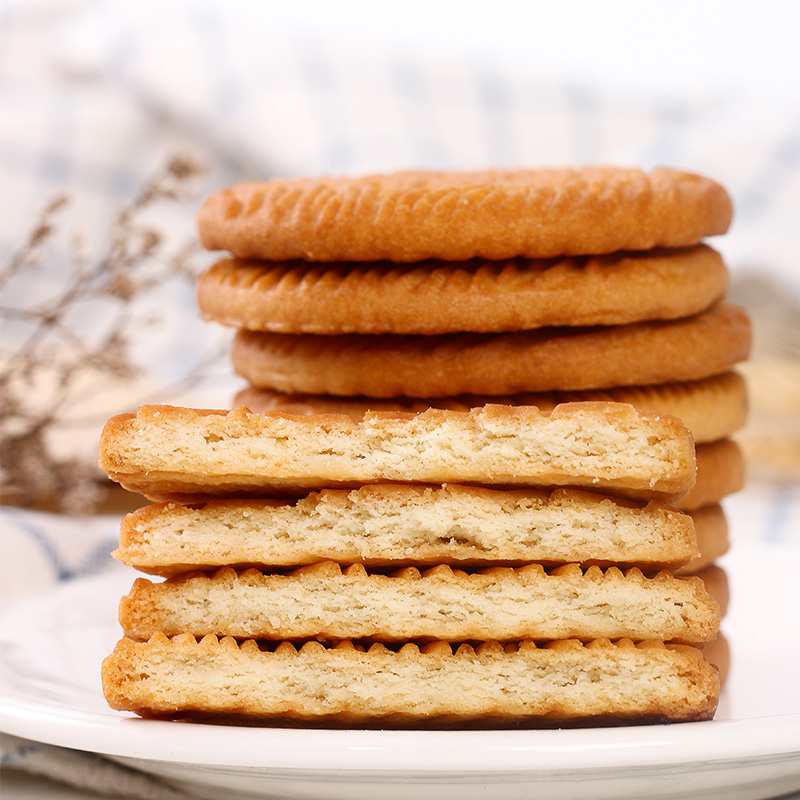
<box><xmin>1</xmin><ymin>155</ymin><xmax>208</xmax><ymax>514</ymax></box>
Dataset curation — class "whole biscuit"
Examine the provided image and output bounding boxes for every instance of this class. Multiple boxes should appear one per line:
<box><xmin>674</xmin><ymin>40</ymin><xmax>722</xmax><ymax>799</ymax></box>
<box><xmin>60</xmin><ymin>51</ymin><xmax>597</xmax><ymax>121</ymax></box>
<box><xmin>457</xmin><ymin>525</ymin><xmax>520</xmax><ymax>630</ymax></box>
<box><xmin>197</xmin><ymin>245</ymin><xmax>728</xmax><ymax>334</ymax></box>
<box><xmin>198</xmin><ymin>167</ymin><xmax>732</xmax><ymax>262</ymax></box>
<box><xmin>232</xmin><ymin>303</ymin><xmax>751</xmax><ymax>397</ymax></box>
<box><xmin>679</xmin><ymin>505</ymin><xmax>729</xmax><ymax>574</ymax></box>
<box><xmin>235</xmin><ymin>371</ymin><xmax>748</xmax><ymax>445</ymax></box>
<box><xmin>676</xmin><ymin>439</ymin><xmax>746</xmax><ymax>511</ymax></box>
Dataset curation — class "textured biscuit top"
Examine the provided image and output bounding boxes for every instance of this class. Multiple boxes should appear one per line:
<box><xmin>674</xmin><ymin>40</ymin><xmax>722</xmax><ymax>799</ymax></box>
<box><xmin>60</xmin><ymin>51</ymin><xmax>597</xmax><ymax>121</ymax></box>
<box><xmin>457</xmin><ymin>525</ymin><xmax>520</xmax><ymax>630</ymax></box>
<box><xmin>98</xmin><ymin>402</ymin><xmax>696</xmax><ymax>502</ymax></box>
<box><xmin>235</xmin><ymin>371</ymin><xmax>748</xmax><ymax>445</ymax></box>
<box><xmin>197</xmin><ymin>245</ymin><xmax>729</xmax><ymax>334</ymax></box>
<box><xmin>197</xmin><ymin>167</ymin><xmax>733</xmax><ymax>262</ymax></box>
<box><xmin>232</xmin><ymin>303</ymin><xmax>751</xmax><ymax>398</ymax></box>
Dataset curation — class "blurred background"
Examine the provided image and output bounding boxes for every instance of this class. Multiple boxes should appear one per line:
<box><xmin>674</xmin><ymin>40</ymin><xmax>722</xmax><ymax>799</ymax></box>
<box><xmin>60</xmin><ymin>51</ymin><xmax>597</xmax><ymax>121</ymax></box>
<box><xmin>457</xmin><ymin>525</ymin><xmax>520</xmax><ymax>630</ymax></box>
<box><xmin>1</xmin><ymin>0</ymin><xmax>799</xmax><ymax>523</ymax></box>
<box><xmin>2</xmin><ymin>0</ymin><xmax>799</xmax><ymax>515</ymax></box>
<box><xmin>1</xmin><ymin>2</ymin><xmax>799</xmax><ymax>796</ymax></box>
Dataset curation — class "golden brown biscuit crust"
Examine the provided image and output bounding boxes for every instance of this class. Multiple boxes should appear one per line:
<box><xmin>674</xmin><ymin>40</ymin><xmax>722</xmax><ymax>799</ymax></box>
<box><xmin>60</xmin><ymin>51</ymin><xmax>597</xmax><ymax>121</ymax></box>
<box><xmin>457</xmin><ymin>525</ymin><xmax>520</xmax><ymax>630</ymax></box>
<box><xmin>703</xmin><ymin>634</ymin><xmax>730</xmax><ymax>689</ymax></box>
<box><xmin>235</xmin><ymin>371</ymin><xmax>748</xmax><ymax>445</ymax></box>
<box><xmin>692</xmin><ymin>565</ymin><xmax>729</xmax><ymax>616</ymax></box>
<box><xmin>197</xmin><ymin>245</ymin><xmax>729</xmax><ymax>334</ymax></box>
<box><xmin>232</xmin><ymin>303</ymin><xmax>751</xmax><ymax>397</ymax></box>
<box><xmin>198</xmin><ymin>167</ymin><xmax>733</xmax><ymax>262</ymax></box>
<box><xmin>676</xmin><ymin>439</ymin><xmax>746</xmax><ymax>511</ymax></box>
<box><xmin>678</xmin><ymin>505</ymin><xmax>729</xmax><ymax>574</ymax></box>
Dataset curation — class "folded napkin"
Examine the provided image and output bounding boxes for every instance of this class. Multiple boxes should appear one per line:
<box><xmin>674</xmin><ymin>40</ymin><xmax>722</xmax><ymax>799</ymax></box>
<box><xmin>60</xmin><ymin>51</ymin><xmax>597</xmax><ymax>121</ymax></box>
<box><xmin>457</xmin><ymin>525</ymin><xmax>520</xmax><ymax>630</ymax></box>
<box><xmin>0</xmin><ymin>734</ymin><xmax>194</xmax><ymax>799</ymax></box>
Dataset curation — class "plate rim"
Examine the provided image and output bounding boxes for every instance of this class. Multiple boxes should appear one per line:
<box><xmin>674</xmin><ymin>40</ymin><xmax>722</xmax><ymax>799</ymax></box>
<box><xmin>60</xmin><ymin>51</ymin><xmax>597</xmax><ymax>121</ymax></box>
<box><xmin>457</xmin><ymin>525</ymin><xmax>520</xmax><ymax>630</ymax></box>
<box><xmin>1</xmin><ymin>694</ymin><xmax>800</xmax><ymax>773</ymax></box>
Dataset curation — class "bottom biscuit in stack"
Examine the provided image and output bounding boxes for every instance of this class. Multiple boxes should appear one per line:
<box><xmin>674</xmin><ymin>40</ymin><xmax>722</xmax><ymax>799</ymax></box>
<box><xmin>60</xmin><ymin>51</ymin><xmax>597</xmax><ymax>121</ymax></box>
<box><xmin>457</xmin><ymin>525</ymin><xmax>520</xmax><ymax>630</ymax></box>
<box><xmin>104</xmin><ymin>637</ymin><xmax>718</xmax><ymax>727</ymax></box>
<box><xmin>100</xmin><ymin>402</ymin><xmax>721</xmax><ymax>726</ymax></box>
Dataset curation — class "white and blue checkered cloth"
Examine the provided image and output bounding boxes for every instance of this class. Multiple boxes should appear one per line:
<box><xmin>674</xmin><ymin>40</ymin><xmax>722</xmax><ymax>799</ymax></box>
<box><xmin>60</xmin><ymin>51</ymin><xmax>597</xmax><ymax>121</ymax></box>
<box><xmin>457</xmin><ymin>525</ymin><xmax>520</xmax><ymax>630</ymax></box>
<box><xmin>1</xmin><ymin>1</ymin><xmax>799</xmax><ymax>797</ymax></box>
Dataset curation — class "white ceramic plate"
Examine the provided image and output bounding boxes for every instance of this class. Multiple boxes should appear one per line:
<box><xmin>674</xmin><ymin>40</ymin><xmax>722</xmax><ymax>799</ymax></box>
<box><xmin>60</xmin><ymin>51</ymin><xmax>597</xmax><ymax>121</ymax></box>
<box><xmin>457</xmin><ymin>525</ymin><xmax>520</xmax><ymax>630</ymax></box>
<box><xmin>1</xmin><ymin>543</ymin><xmax>800</xmax><ymax>800</ymax></box>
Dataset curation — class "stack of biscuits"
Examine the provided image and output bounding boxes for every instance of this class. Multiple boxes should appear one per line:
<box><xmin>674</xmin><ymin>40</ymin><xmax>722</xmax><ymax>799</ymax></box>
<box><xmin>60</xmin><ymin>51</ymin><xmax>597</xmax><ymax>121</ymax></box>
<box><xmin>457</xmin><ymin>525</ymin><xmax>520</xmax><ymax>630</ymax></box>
<box><xmin>101</xmin><ymin>167</ymin><xmax>751</xmax><ymax>726</ymax></box>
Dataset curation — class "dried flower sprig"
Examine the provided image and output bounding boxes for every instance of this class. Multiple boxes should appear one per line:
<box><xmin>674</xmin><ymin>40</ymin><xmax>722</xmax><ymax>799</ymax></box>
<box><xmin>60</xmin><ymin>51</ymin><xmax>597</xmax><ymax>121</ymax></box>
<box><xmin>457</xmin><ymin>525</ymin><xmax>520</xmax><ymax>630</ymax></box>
<box><xmin>1</xmin><ymin>155</ymin><xmax>208</xmax><ymax>514</ymax></box>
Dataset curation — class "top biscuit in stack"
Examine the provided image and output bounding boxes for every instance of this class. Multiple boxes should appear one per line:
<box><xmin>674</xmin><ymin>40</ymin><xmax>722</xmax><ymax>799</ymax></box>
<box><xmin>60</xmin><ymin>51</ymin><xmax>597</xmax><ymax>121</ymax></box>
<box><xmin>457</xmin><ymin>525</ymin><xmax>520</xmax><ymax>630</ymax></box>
<box><xmin>102</xmin><ymin>166</ymin><xmax>742</xmax><ymax>726</ymax></box>
<box><xmin>197</xmin><ymin>167</ymin><xmax>731</xmax><ymax>262</ymax></box>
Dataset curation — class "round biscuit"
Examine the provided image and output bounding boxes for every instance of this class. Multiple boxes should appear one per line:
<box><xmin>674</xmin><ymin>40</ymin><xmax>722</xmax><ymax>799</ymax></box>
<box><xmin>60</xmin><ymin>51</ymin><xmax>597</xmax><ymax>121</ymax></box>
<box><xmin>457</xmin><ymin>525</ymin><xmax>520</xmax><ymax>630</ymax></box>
<box><xmin>703</xmin><ymin>634</ymin><xmax>730</xmax><ymax>689</ymax></box>
<box><xmin>197</xmin><ymin>245</ymin><xmax>729</xmax><ymax>334</ymax></box>
<box><xmin>198</xmin><ymin>167</ymin><xmax>732</xmax><ymax>262</ymax></box>
<box><xmin>235</xmin><ymin>371</ymin><xmax>747</xmax><ymax>445</ymax></box>
<box><xmin>232</xmin><ymin>303</ymin><xmax>751</xmax><ymax>397</ymax></box>
<box><xmin>689</xmin><ymin>565</ymin><xmax>730</xmax><ymax>615</ymax></box>
<box><xmin>678</xmin><ymin>506</ymin><xmax>730</xmax><ymax>574</ymax></box>
<box><xmin>675</xmin><ymin>439</ymin><xmax>746</xmax><ymax>511</ymax></box>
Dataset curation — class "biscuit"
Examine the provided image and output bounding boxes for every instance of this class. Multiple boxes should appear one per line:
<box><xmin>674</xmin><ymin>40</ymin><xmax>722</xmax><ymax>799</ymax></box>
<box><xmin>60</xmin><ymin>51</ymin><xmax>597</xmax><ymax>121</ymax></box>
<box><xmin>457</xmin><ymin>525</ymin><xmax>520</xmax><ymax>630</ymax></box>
<box><xmin>678</xmin><ymin>505</ymin><xmax>729</xmax><ymax>574</ymax></box>
<box><xmin>113</xmin><ymin>485</ymin><xmax>699</xmax><ymax>576</ymax></box>
<box><xmin>703</xmin><ymin>634</ymin><xmax>730</xmax><ymax>689</ymax></box>
<box><xmin>676</xmin><ymin>439</ymin><xmax>746</xmax><ymax>511</ymax></box>
<box><xmin>231</xmin><ymin>303</ymin><xmax>751</xmax><ymax>397</ymax></box>
<box><xmin>102</xmin><ymin>635</ymin><xmax>719</xmax><ymax>724</ymax></box>
<box><xmin>197</xmin><ymin>167</ymin><xmax>732</xmax><ymax>262</ymax></box>
<box><xmin>118</xmin><ymin>562</ymin><xmax>719</xmax><ymax>644</ymax></box>
<box><xmin>235</xmin><ymin>371</ymin><xmax>748</xmax><ymax>445</ymax></box>
<box><xmin>98</xmin><ymin>403</ymin><xmax>696</xmax><ymax>503</ymax></box>
<box><xmin>197</xmin><ymin>245</ymin><xmax>728</xmax><ymax>335</ymax></box>
<box><xmin>692</xmin><ymin>565</ymin><xmax>729</xmax><ymax>617</ymax></box>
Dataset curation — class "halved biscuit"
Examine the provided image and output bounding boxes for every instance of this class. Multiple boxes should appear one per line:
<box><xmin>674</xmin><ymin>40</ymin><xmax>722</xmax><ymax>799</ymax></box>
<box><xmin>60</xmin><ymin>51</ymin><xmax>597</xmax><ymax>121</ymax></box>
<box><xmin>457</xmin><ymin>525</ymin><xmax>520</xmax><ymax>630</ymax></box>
<box><xmin>98</xmin><ymin>403</ymin><xmax>696</xmax><ymax>502</ymax></box>
<box><xmin>235</xmin><ymin>371</ymin><xmax>748</xmax><ymax>445</ymax></box>
<box><xmin>232</xmin><ymin>303</ymin><xmax>751</xmax><ymax>397</ymax></box>
<box><xmin>119</xmin><ymin>562</ymin><xmax>719</xmax><ymax>644</ymax></box>
<box><xmin>198</xmin><ymin>167</ymin><xmax>732</xmax><ymax>262</ymax></box>
<box><xmin>103</xmin><ymin>635</ymin><xmax>720</xmax><ymax>725</ymax></box>
<box><xmin>198</xmin><ymin>245</ymin><xmax>728</xmax><ymax>335</ymax></box>
<box><xmin>114</xmin><ymin>485</ymin><xmax>698</xmax><ymax>576</ymax></box>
